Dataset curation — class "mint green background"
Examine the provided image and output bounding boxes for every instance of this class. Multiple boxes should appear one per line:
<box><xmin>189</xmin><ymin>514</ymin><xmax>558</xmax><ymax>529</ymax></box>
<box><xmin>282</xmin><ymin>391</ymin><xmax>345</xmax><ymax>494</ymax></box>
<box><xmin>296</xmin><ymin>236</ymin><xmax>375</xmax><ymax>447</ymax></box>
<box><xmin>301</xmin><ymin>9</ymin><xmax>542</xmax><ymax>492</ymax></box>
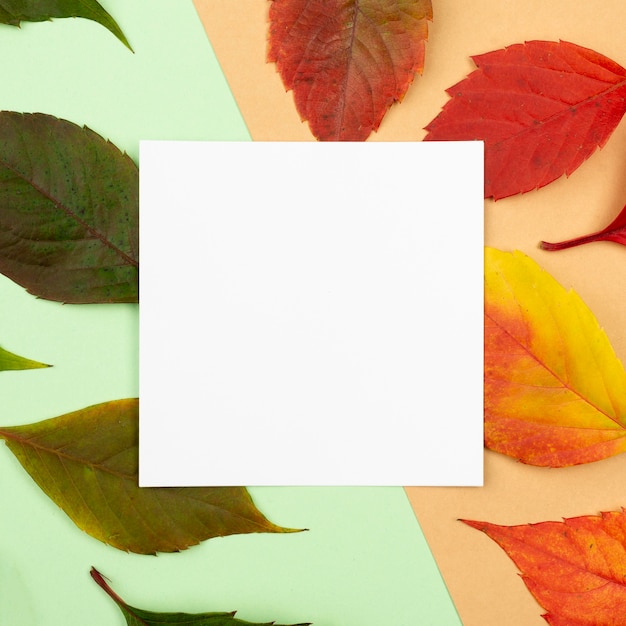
<box><xmin>0</xmin><ymin>2</ymin><xmax>461</xmax><ymax>624</ymax></box>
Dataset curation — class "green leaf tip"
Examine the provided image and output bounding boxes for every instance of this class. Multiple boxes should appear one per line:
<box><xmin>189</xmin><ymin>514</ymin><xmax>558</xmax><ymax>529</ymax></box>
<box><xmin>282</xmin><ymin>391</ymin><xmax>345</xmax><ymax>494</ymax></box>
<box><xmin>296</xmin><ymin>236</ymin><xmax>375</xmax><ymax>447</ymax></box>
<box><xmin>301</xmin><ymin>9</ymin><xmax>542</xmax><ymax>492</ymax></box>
<box><xmin>0</xmin><ymin>1</ymin><xmax>133</xmax><ymax>51</ymax></box>
<box><xmin>0</xmin><ymin>345</ymin><xmax>51</xmax><ymax>371</ymax></box>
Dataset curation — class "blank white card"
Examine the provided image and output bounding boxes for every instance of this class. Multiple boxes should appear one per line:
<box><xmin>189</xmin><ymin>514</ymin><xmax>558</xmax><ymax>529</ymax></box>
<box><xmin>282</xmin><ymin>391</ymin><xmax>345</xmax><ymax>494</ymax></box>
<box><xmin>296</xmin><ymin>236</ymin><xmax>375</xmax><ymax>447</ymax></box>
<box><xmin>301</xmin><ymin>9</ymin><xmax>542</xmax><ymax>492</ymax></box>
<box><xmin>139</xmin><ymin>141</ymin><xmax>484</xmax><ymax>486</ymax></box>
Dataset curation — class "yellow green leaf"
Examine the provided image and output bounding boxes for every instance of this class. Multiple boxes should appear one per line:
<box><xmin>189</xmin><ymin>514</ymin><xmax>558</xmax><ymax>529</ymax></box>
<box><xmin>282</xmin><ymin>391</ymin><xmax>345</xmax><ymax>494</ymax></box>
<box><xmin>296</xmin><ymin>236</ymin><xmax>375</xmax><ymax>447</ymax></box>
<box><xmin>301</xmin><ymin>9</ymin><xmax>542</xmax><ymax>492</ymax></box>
<box><xmin>485</xmin><ymin>247</ymin><xmax>626</xmax><ymax>466</ymax></box>
<box><xmin>0</xmin><ymin>399</ymin><xmax>300</xmax><ymax>554</ymax></box>
<box><xmin>0</xmin><ymin>345</ymin><xmax>50</xmax><ymax>371</ymax></box>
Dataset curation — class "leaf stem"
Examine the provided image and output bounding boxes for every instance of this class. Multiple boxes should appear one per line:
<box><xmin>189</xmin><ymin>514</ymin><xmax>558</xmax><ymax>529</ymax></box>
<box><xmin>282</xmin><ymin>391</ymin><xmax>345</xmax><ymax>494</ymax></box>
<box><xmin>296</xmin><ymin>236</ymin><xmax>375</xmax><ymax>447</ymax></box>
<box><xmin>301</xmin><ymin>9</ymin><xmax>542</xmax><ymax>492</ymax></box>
<box><xmin>540</xmin><ymin>231</ymin><xmax>605</xmax><ymax>251</ymax></box>
<box><xmin>90</xmin><ymin>567</ymin><xmax>127</xmax><ymax>608</ymax></box>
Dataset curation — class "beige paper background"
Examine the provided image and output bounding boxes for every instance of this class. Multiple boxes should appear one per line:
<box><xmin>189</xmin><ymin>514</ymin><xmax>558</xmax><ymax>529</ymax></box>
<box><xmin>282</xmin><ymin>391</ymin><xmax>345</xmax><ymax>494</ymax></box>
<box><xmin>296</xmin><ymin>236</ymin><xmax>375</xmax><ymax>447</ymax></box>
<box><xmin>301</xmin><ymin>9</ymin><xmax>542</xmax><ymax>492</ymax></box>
<box><xmin>193</xmin><ymin>1</ymin><xmax>626</xmax><ymax>623</ymax></box>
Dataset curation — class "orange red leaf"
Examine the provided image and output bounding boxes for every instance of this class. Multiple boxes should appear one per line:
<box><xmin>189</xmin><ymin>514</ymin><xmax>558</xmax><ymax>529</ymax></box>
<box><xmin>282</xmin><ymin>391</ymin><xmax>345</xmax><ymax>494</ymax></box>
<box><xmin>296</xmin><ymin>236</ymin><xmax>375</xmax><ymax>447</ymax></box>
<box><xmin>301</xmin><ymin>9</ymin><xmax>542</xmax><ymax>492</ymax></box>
<box><xmin>267</xmin><ymin>0</ymin><xmax>432</xmax><ymax>141</ymax></box>
<box><xmin>425</xmin><ymin>41</ymin><xmax>626</xmax><ymax>200</ymax></box>
<box><xmin>485</xmin><ymin>248</ymin><xmax>626</xmax><ymax>467</ymax></box>
<box><xmin>463</xmin><ymin>511</ymin><xmax>626</xmax><ymax>625</ymax></box>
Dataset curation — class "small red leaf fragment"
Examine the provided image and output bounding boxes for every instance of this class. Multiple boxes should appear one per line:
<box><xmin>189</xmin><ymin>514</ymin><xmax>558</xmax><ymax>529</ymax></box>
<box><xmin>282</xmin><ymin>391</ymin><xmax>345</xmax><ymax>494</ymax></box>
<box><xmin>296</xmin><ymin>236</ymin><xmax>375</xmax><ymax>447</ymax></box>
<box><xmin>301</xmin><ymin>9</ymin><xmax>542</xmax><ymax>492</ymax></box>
<box><xmin>424</xmin><ymin>41</ymin><xmax>626</xmax><ymax>200</ymax></box>
<box><xmin>462</xmin><ymin>512</ymin><xmax>626</xmax><ymax>625</ymax></box>
<box><xmin>267</xmin><ymin>0</ymin><xmax>432</xmax><ymax>141</ymax></box>
<box><xmin>541</xmin><ymin>202</ymin><xmax>626</xmax><ymax>250</ymax></box>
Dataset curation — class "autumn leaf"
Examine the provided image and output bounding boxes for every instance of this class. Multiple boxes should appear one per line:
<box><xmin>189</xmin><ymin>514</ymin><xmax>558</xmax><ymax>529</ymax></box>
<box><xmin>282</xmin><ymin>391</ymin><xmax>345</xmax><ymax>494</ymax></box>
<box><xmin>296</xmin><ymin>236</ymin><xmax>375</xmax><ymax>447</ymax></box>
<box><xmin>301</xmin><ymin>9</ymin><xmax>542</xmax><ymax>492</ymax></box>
<box><xmin>0</xmin><ymin>0</ymin><xmax>131</xmax><ymax>50</ymax></box>
<box><xmin>485</xmin><ymin>247</ymin><xmax>626</xmax><ymax>467</ymax></box>
<box><xmin>0</xmin><ymin>345</ymin><xmax>50</xmax><ymax>371</ymax></box>
<box><xmin>424</xmin><ymin>40</ymin><xmax>626</xmax><ymax>200</ymax></box>
<box><xmin>463</xmin><ymin>511</ymin><xmax>626</xmax><ymax>625</ymax></box>
<box><xmin>91</xmin><ymin>568</ymin><xmax>311</xmax><ymax>626</ymax></box>
<box><xmin>267</xmin><ymin>0</ymin><xmax>432</xmax><ymax>141</ymax></box>
<box><xmin>0</xmin><ymin>399</ymin><xmax>299</xmax><ymax>554</ymax></box>
<box><xmin>541</xmin><ymin>202</ymin><xmax>626</xmax><ymax>250</ymax></box>
<box><xmin>0</xmin><ymin>112</ymin><xmax>138</xmax><ymax>304</ymax></box>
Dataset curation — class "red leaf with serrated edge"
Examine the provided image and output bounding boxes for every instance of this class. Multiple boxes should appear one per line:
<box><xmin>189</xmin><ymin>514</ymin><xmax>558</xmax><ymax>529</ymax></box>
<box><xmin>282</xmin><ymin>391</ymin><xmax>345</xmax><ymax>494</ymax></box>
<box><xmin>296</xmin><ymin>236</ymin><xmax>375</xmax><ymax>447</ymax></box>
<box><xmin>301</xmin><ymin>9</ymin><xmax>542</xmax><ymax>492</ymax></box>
<box><xmin>424</xmin><ymin>41</ymin><xmax>626</xmax><ymax>200</ymax></box>
<box><xmin>267</xmin><ymin>0</ymin><xmax>432</xmax><ymax>141</ymax></box>
<box><xmin>463</xmin><ymin>512</ymin><xmax>626</xmax><ymax>625</ymax></box>
<box><xmin>541</xmin><ymin>202</ymin><xmax>626</xmax><ymax>250</ymax></box>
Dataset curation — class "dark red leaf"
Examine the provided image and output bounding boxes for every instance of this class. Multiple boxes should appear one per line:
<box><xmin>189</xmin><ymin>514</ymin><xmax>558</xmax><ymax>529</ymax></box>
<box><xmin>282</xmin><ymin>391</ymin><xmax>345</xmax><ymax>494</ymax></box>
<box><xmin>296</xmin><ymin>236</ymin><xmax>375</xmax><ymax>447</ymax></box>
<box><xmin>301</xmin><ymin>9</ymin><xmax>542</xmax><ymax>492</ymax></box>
<box><xmin>424</xmin><ymin>41</ymin><xmax>626</xmax><ymax>200</ymax></box>
<box><xmin>541</xmin><ymin>202</ymin><xmax>626</xmax><ymax>250</ymax></box>
<box><xmin>267</xmin><ymin>0</ymin><xmax>432</xmax><ymax>141</ymax></box>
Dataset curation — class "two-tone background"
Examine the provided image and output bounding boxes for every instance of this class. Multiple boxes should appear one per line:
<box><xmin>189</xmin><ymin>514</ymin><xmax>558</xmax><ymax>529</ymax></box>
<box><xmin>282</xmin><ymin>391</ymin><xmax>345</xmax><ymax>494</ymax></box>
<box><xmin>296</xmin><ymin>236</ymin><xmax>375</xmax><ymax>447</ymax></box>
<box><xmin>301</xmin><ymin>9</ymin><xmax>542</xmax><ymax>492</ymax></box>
<box><xmin>2</xmin><ymin>1</ymin><xmax>626</xmax><ymax>624</ymax></box>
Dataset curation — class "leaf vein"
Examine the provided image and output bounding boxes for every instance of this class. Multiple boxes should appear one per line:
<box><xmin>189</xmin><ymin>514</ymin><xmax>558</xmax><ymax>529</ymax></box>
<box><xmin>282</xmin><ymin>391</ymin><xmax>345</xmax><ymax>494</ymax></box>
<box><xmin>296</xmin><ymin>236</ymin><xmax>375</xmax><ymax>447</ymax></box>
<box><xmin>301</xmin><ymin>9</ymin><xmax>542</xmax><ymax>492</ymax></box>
<box><xmin>485</xmin><ymin>309</ymin><xmax>622</xmax><ymax>427</ymax></box>
<box><xmin>0</xmin><ymin>150</ymin><xmax>137</xmax><ymax>269</ymax></box>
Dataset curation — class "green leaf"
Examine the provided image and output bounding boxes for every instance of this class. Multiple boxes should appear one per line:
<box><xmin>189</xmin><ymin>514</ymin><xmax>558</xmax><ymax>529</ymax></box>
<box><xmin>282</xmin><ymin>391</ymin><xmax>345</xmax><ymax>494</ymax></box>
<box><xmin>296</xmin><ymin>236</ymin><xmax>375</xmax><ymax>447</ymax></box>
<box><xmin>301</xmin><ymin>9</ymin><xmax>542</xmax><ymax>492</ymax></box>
<box><xmin>91</xmin><ymin>568</ymin><xmax>312</xmax><ymax>626</ymax></box>
<box><xmin>0</xmin><ymin>344</ymin><xmax>50</xmax><ymax>371</ymax></box>
<box><xmin>0</xmin><ymin>399</ymin><xmax>300</xmax><ymax>554</ymax></box>
<box><xmin>0</xmin><ymin>0</ymin><xmax>132</xmax><ymax>50</ymax></box>
<box><xmin>0</xmin><ymin>112</ymin><xmax>138</xmax><ymax>304</ymax></box>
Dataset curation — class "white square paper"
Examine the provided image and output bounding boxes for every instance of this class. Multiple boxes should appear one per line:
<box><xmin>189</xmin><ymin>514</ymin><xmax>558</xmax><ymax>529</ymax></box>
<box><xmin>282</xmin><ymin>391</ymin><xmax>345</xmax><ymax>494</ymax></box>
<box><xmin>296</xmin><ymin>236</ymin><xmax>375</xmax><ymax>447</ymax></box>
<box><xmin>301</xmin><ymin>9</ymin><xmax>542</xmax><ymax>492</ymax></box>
<box><xmin>139</xmin><ymin>141</ymin><xmax>483</xmax><ymax>486</ymax></box>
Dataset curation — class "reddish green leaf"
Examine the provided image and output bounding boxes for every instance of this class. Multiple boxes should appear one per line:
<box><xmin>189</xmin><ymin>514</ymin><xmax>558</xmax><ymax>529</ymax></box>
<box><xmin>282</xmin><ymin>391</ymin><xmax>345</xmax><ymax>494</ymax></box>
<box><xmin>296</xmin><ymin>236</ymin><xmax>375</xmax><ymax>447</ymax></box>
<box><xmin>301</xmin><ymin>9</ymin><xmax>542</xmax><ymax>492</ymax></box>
<box><xmin>463</xmin><ymin>511</ymin><xmax>626</xmax><ymax>625</ymax></box>
<box><xmin>0</xmin><ymin>400</ymin><xmax>299</xmax><ymax>554</ymax></box>
<box><xmin>0</xmin><ymin>112</ymin><xmax>138</xmax><ymax>304</ymax></box>
<box><xmin>541</xmin><ymin>202</ymin><xmax>626</xmax><ymax>250</ymax></box>
<box><xmin>0</xmin><ymin>0</ymin><xmax>132</xmax><ymax>50</ymax></box>
<box><xmin>267</xmin><ymin>0</ymin><xmax>432</xmax><ymax>141</ymax></box>
<box><xmin>91</xmin><ymin>568</ymin><xmax>311</xmax><ymax>626</ymax></box>
<box><xmin>424</xmin><ymin>40</ymin><xmax>626</xmax><ymax>200</ymax></box>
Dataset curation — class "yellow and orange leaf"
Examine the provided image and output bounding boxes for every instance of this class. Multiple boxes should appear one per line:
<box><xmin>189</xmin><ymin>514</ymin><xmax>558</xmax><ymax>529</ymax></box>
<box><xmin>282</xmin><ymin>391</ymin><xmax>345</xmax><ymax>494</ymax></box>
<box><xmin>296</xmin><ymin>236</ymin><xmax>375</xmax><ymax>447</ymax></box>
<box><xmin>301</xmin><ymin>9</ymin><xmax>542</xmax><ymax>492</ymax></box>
<box><xmin>485</xmin><ymin>247</ymin><xmax>626</xmax><ymax>466</ymax></box>
<box><xmin>463</xmin><ymin>511</ymin><xmax>626</xmax><ymax>625</ymax></box>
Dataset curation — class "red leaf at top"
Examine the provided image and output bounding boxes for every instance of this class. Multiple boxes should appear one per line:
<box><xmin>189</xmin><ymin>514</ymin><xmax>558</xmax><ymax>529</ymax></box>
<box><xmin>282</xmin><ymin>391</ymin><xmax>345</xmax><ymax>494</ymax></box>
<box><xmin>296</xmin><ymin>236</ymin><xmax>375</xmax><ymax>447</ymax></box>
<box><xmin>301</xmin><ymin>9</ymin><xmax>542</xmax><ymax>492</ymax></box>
<box><xmin>541</xmin><ymin>202</ymin><xmax>626</xmax><ymax>250</ymax></box>
<box><xmin>463</xmin><ymin>511</ymin><xmax>626</xmax><ymax>625</ymax></box>
<box><xmin>267</xmin><ymin>0</ymin><xmax>432</xmax><ymax>141</ymax></box>
<box><xmin>424</xmin><ymin>41</ymin><xmax>626</xmax><ymax>200</ymax></box>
